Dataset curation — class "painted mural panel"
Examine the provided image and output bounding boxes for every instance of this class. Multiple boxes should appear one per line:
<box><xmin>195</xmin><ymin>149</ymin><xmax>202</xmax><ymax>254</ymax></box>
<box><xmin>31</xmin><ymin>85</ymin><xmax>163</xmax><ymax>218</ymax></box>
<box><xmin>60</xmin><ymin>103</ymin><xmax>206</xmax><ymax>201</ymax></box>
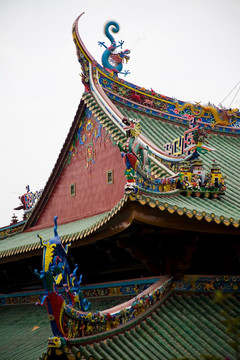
<box><xmin>34</xmin><ymin>107</ymin><xmax>126</xmax><ymax>228</ymax></box>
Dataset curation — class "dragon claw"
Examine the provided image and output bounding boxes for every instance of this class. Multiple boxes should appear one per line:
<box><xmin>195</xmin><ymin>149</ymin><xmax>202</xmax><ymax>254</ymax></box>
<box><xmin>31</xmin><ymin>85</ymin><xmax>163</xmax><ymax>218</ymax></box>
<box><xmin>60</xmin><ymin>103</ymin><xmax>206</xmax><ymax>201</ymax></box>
<box><xmin>123</xmin><ymin>70</ymin><xmax>130</xmax><ymax>77</ymax></box>
<box><xmin>118</xmin><ymin>40</ymin><xmax>124</xmax><ymax>48</ymax></box>
<box><xmin>98</xmin><ymin>41</ymin><xmax>105</xmax><ymax>47</ymax></box>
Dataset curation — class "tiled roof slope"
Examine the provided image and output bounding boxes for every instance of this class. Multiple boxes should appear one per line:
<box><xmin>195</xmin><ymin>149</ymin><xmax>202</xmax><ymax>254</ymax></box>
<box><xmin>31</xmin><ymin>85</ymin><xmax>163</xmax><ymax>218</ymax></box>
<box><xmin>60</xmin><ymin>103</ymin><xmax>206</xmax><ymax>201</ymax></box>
<box><xmin>72</xmin><ymin>293</ymin><xmax>240</xmax><ymax>360</ymax></box>
<box><xmin>0</xmin><ymin>304</ymin><xmax>51</xmax><ymax>360</ymax></box>
<box><xmin>118</xmin><ymin>104</ymin><xmax>240</xmax><ymax>227</ymax></box>
<box><xmin>0</xmin><ymin>297</ymin><xmax>132</xmax><ymax>360</ymax></box>
<box><xmin>1</xmin><ymin>92</ymin><xmax>238</xmax><ymax>261</ymax></box>
<box><xmin>0</xmin><ymin>197</ymin><xmax>127</xmax><ymax>259</ymax></box>
<box><xmin>77</xmin><ymin>94</ymin><xmax>240</xmax><ymax>227</ymax></box>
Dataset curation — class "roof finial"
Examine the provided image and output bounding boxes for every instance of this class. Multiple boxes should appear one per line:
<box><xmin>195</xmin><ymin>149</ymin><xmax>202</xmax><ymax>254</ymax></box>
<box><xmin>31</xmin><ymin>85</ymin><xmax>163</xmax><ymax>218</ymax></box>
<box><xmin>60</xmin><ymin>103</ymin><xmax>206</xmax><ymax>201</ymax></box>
<box><xmin>98</xmin><ymin>20</ymin><xmax>130</xmax><ymax>77</ymax></box>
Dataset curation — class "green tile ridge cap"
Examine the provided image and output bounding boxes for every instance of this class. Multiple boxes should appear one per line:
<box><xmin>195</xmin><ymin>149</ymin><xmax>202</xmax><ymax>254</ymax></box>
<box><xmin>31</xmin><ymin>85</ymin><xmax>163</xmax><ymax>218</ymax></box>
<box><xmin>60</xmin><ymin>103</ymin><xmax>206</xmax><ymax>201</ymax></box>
<box><xmin>115</xmin><ymin>100</ymin><xmax>240</xmax><ymax>136</ymax></box>
<box><xmin>68</xmin><ymin>290</ymin><xmax>173</xmax><ymax>345</ymax></box>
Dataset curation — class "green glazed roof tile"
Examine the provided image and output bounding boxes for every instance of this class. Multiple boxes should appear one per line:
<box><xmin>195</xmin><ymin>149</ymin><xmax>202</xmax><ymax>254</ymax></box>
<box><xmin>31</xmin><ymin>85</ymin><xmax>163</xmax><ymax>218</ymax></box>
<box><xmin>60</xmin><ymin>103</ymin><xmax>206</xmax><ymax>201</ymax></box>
<box><xmin>117</xmin><ymin>104</ymin><xmax>240</xmax><ymax>225</ymax></box>
<box><xmin>2</xmin><ymin>285</ymin><xmax>239</xmax><ymax>359</ymax></box>
<box><xmin>3</xmin><ymin>95</ymin><xmax>238</xmax><ymax>259</ymax></box>
<box><xmin>0</xmin><ymin>305</ymin><xmax>51</xmax><ymax>360</ymax></box>
<box><xmin>0</xmin><ymin>197</ymin><xmax>127</xmax><ymax>257</ymax></box>
<box><xmin>77</xmin><ymin>292</ymin><xmax>239</xmax><ymax>359</ymax></box>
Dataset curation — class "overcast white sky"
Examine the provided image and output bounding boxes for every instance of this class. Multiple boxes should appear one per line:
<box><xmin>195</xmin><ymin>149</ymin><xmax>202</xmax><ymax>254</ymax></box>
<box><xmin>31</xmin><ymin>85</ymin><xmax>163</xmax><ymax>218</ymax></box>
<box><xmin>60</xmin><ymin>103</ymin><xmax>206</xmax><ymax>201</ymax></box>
<box><xmin>0</xmin><ymin>0</ymin><xmax>239</xmax><ymax>227</ymax></box>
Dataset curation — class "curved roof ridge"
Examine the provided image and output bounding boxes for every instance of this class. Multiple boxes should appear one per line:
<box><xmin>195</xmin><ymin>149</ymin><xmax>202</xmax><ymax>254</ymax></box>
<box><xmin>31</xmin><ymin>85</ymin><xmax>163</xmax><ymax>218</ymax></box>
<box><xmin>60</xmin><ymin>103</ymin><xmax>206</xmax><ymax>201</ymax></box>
<box><xmin>72</xmin><ymin>13</ymin><xmax>240</xmax><ymax>136</ymax></box>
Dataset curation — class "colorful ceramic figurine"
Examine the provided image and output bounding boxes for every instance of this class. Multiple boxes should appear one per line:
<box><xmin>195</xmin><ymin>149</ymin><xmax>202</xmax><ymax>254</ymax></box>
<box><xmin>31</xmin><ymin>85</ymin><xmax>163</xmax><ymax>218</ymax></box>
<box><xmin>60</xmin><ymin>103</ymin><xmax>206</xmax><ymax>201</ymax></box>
<box><xmin>35</xmin><ymin>216</ymin><xmax>91</xmax><ymax>337</ymax></box>
<box><xmin>98</xmin><ymin>21</ymin><xmax>130</xmax><ymax>76</ymax></box>
<box><xmin>35</xmin><ymin>217</ymin><xmax>171</xmax><ymax>344</ymax></box>
<box><xmin>178</xmin><ymin>158</ymin><xmax>226</xmax><ymax>197</ymax></box>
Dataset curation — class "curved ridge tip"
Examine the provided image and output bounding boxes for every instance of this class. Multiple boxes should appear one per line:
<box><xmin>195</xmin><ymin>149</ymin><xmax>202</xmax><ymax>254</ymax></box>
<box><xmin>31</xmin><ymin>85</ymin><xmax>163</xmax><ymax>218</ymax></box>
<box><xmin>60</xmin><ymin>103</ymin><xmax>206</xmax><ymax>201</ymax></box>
<box><xmin>73</xmin><ymin>12</ymin><xmax>85</xmax><ymax>27</ymax></box>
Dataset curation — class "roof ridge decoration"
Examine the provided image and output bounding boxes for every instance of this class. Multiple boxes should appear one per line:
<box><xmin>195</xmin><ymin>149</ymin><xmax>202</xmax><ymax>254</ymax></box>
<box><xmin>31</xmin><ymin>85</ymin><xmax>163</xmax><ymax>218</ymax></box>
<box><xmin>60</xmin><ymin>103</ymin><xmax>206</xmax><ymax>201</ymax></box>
<box><xmin>0</xmin><ymin>220</ymin><xmax>26</xmax><ymax>240</ymax></box>
<box><xmin>164</xmin><ymin>122</ymin><xmax>215</xmax><ymax>157</ymax></box>
<box><xmin>35</xmin><ymin>226</ymin><xmax>172</xmax><ymax>349</ymax></box>
<box><xmin>98</xmin><ymin>21</ymin><xmax>130</xmax><ymax>77</ymax></box>
<box><xmin>102</xmin><ymin>77</ymin><xmax>240</xmax><ymax>134</ymax></box>
<box><xmin>14</xmin><ymin>185</ymin><xmax>43</xmax><ymax>218</ymax></box>
<box><xmin>170</xmin><ymin>123</ymin><xmax>226</xmax><ymax>198</ymax></box>
<box><xmin>0</xmin><ymin>185</ymin><xmax>43</xmax><ymax>239</ymax></box>
<box><xmin>175</xmin><ymin>101</ymin><xmax>239</xmax><ymax>128</ymax></box>
<box><xmin>72</xmin><ymin>13</ymin><xmax>240</xmax><ymax>134</ymax></box>
<box><xmin>105</xmin><ymin>69</ymin><xmax>240</xmax><ymax>130</ymax></box>
<box><xmin>119</xmin><ymin>117</ymin><xmax>179</xmax><ymax>196</ymax></box>
<box><xmin>72</xmin><ymin>13</ymin><xmax>240</xmax><ymax>190</ymax></box>
<box><xmin>118</xmin><ymin>115</ymin><xmax>226</xmax><ymax>199</ymax></box>
<box><xmin>72</xmin><ymin>13</ymin><xmax>128</xmax><ymax>133</ymax></box>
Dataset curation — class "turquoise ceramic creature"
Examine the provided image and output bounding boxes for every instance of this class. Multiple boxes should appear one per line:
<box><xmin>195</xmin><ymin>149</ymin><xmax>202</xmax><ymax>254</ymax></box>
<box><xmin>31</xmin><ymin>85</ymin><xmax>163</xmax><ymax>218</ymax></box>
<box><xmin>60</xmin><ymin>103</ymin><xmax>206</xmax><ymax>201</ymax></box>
<box><xmin>98</xmin><ymin>21</ymin><xmax>130</xmax><ymax>76</ymax></box>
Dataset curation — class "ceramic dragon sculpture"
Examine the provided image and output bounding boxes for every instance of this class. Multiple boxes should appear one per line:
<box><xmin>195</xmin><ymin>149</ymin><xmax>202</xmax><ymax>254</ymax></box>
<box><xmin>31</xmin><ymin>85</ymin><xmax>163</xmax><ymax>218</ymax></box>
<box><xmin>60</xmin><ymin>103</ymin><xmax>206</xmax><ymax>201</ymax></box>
<box><xmin>35</xmin><ymin>216</ymin><xmax>91</xmax><ymax>337</ymax></box>
<box><xmin>46</xmin><ymin>336</ymin><xmax>69</xmax><ymax>360</ymax></box>
<box><xmin>35</xmin><ymin>216</ymin><xmax>173</xmax><ymax>347</ymax></box>
<box><xmin>98</xmin><ymin>21</ymin><xmax>130</xmax><ymax>76</ymax></box>
<box><xmin>176</xmin><ymin>102</ymin><xmax>238</xmax><ymax>127</ymax></box>
<box><xmin>37</xmin><ymin>216</ymin><xmax>71</xmax><ymax>288</ymax></box>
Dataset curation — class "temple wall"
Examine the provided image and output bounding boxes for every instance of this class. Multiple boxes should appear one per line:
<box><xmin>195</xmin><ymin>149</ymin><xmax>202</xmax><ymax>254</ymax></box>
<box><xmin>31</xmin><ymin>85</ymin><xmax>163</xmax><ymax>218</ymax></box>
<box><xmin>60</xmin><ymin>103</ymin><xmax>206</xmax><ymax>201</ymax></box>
<box><xmin>33</xmin><ymin>107</ymin><xmax>126</xmax><ymax>229</ymax></box>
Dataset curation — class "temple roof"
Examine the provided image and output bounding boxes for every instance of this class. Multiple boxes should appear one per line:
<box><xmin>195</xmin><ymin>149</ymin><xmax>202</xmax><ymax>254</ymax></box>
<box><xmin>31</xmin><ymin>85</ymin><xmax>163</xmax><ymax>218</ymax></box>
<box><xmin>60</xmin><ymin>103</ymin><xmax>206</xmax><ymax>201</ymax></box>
<box><xmin>81</xmin><ymin>93</ymin><xmax>240</xmax><ymax>228</ymax></box>
<box><xmin>71</xmin><ymin>292</ymin><xmax>240</xmax><ymax>360</ymax></box>
<box><xmin>1</xmin><ymin>13</ymin><xmax>239</xmax><ymax>261</ymax></box>
<box><xmin>2</xmin><ymin>277</ymin><xmax>240</xmax><ymax>360</ymax></box>
<box><xmin>1</xmin><ymin>93</ymin><xmax>239</xmax><ymax>260</ymax></box>
<box><xmin>0</xmin><ymin>295</ymin><xmax>132</xmax><ymax>360</ymax></box>
<box><xmin>72</xmin><ymin>13</ymin><xmax>240</xmax><ymax>227</ymax></box>
<box><xmin>1</xmin><ymin>13</ymin><xmax>240</xmax><ymax>360</ymax></box>
<box><xmin>118</xmin><ymin>103</ymin><xmax>240</xmax><ymax>226</ymax></box>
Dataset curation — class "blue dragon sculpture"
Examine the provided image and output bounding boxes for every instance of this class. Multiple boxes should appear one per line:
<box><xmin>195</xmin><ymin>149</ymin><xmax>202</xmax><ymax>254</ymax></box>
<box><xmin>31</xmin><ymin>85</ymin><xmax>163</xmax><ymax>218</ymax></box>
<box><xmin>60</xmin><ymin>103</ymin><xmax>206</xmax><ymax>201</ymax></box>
<box><xmin>98</xmin><ymin>21</ymin><xmax>130</xmax><ymax>76</ymax></box>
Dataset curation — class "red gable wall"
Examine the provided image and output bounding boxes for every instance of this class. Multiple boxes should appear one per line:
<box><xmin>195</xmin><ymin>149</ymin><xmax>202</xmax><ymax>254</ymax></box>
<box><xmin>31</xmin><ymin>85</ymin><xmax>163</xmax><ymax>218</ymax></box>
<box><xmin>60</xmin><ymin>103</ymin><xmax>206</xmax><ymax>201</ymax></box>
<box><xmin>34</xmin><ymin>107</ymin><xmax>126</xmax><ymax>229</ymax></box>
